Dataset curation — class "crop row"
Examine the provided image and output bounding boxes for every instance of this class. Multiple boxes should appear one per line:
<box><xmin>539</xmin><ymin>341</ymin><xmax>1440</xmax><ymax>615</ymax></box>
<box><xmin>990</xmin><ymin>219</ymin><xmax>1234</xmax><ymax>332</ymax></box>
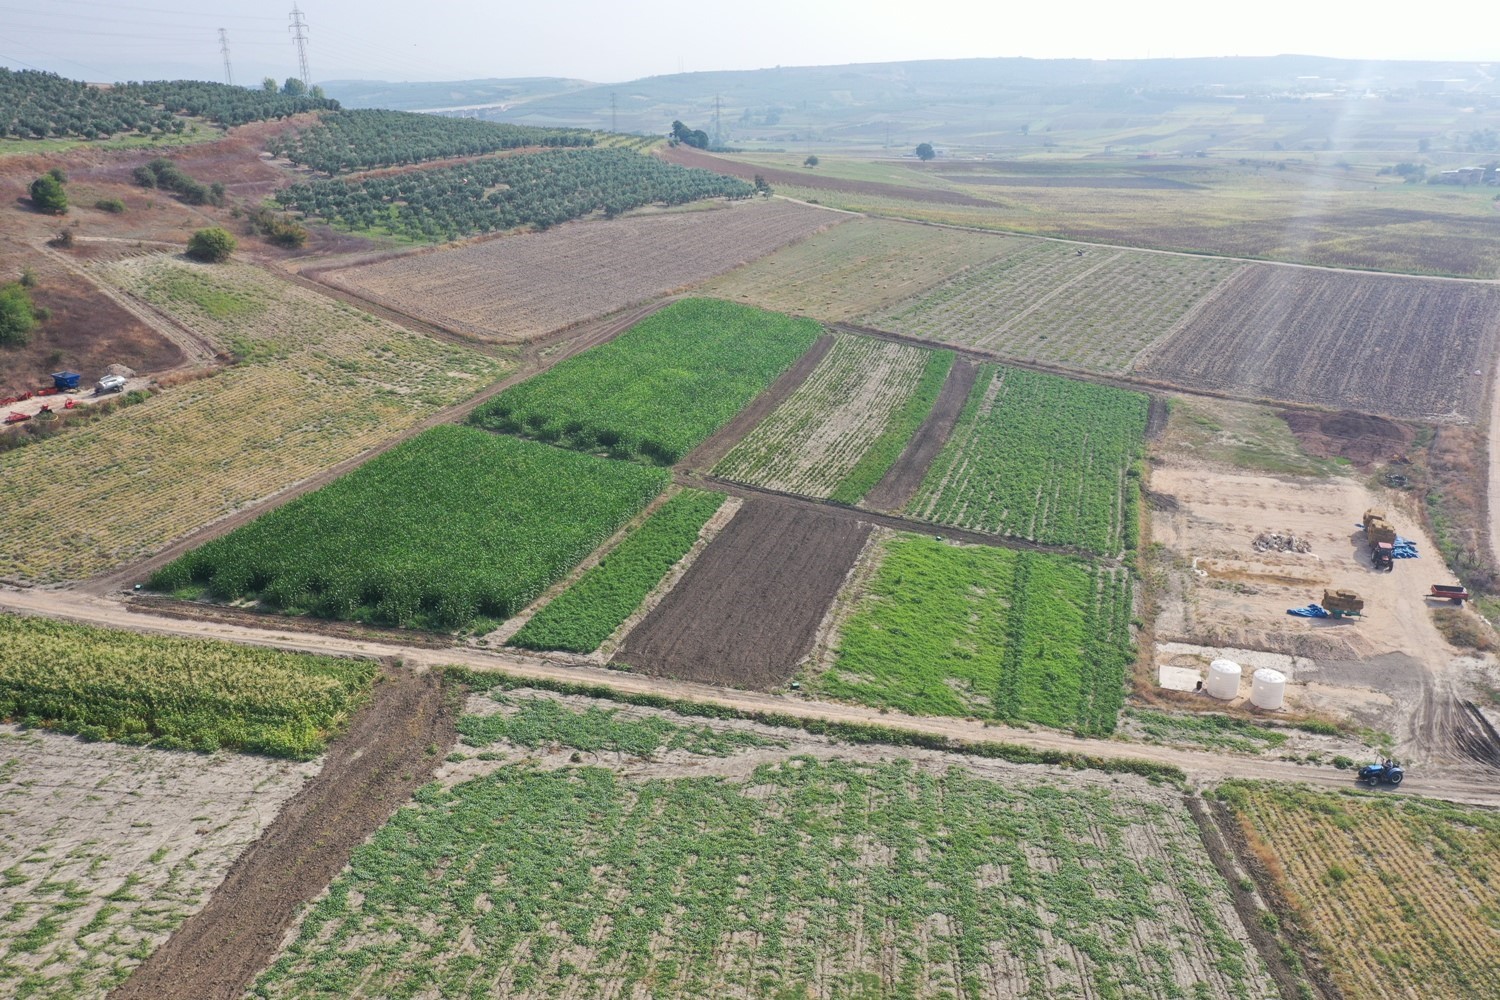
<box><xmin>909</xmin><ymin>364</ymin><xmax>1149</xmax><ymax>554</ymax></box>
<box><xmin>149</xmin><ymin>427</ymin><xmax>667</xmax><ymax>630</ymax></box>
<box><xmin>252</xmin><ymin>735</ymin><xmax>1265</xmax><ymax>999</ymax></box>
<box><xmin>0</xmin><ymin>613</ymin><xmax>377</xmax><ymax>757</ymax></box>
<box><xmin>470</xmin><ymin>299</ymin><xmax>821</xmax><ymax>465</ymax></box>
<box><xmin>274</xmin><ymin>147</ymin><xmax>756</xmax><ymax>242</ymax></box>
<box><xmin>508</xmin><ymin>489</ymin><xmax>726</xmax><ymax>653</ymax></box>
<box><xmin>266</xmin><ymin>109</ymin><xmax>594</xmax><ymax>174</ymax></box>
<box><xmin>811</xmin><ymin>535</ymin><xmax>1132</xmax><ymax>733</ymax></box>
<box><xmin>868</xmin><ymin>242</ymin><xmax>1241</xmax><ymax>373</ymax></box>
<box><xmin>830</xmin><ymin>346</ymin><xmax>954</xmax><ymax>504</ymax></box>
<box><xmin>714</xmin><ymin>335</ymin><xmax>943</xmax><ymax>498</ymax></box>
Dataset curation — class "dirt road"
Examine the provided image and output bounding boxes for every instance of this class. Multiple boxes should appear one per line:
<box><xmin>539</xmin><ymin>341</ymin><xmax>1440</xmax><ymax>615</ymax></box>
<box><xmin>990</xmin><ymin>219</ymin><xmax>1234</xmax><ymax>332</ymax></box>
<box><xmin>4</xmin><ymin>586</ymin><xmax>1497</xmax><ymax>808</ymax></box>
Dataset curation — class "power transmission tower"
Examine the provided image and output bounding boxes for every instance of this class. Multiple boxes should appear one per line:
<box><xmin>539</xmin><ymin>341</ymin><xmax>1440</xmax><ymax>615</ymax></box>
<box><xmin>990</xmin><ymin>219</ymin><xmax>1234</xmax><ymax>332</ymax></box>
<box><xmin>218</xmin><ymin>28</ymin><xmax>233</xmax><ymax>86</ymax></box>
<box><xmin>713</xmin><ymin>94</ymin><xmax>721</xmax><ymax>149</ymax></box>
<box><xmin>610</xmin><ymin>91</ymin><xmax>617</xmax><ymax>132</ymax></box>
<box><xmin>288</xmin><ymin>4</ymin><xmax>311</xmax><ymax>89</ymax></box>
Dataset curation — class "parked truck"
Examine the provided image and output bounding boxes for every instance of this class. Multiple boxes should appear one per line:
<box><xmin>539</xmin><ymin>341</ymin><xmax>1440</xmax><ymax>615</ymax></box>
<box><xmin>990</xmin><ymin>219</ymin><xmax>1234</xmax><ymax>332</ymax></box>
<box><xmin>95</xmin><ymin>374</ymin><xmax>127</xmax><ymax>394</ymax></box>
<box><xmin>1362</xmin><ymin>509</ymin><xmax>1396</xmax><ymax>571</ymax></box>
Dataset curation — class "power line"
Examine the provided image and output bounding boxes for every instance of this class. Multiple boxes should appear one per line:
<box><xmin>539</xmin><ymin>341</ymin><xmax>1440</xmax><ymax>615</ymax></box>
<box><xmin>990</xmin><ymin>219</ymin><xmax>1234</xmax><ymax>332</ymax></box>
<box><xmin>288</xmin><ymin>3</ymin><xmax>310</xmax><ymax>88</ymax></box>
<box><xmin>218</xmin><ymin>28</ymin><xmax>232</xmax><ymax>86</ymax></box>
<box><xmin>38</xmin><ymin>0</ymin><xmax>281</xmax><ymax>21</ymax></box>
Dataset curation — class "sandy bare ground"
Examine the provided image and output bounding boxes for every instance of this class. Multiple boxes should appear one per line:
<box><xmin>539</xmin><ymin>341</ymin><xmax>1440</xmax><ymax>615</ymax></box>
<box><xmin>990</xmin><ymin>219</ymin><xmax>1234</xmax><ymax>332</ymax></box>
<box><xmin>2</xmin><ymin>587</ymin><xmax>1497</xmax><ymax>808</ymax></box>
<box><xmin>0</xmin><ymin>727</ymin><xmax>316</xmax><ymax>999</ymax></box>
<box><xmin>1149</xmin><ymin>456</ymin><xmax>1500</xmax><ymax>768</ymax></box>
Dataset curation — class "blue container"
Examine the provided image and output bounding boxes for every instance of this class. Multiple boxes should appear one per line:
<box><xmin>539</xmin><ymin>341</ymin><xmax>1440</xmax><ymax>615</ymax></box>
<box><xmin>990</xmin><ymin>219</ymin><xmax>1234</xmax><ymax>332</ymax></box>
<box><xmin>51</xmin><ymin>371</ymin><xmax>81</xmax><ymax>390</ymax></box>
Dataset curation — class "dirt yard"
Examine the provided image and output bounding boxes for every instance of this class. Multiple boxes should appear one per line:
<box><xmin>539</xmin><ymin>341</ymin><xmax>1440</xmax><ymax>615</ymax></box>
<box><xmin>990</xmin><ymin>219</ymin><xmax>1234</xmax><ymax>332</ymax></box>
<box><xmin>612</xmin><ymin>497</ymin><xmax>871</xmax><ymax>687</ymax></box>
<box><xmin>0</xmin><ymin>727</ymin><xmax>317</xmax><ymax>999</ymax></box>
<box><xmin>1148</xmin><ymin>455</ymin><xmax>1500</xmax><ymax>763</ymax></box>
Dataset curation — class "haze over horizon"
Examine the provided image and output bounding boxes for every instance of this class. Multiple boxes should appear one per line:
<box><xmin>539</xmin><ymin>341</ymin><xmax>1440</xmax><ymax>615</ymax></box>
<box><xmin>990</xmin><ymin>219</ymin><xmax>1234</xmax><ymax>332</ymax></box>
<box><xmin>1</xmin><ymin>0</ymin><xmax>1493</xmax><ymax>88</ymax></box>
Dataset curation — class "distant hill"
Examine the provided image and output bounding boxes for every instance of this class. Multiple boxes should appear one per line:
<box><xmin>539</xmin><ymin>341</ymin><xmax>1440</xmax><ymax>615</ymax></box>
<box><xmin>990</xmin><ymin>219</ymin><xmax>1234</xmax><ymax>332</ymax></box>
<box><xmin>320</xmin><ymin>77</ymin><xmax>595</xmax><ymax>112</ymax></box>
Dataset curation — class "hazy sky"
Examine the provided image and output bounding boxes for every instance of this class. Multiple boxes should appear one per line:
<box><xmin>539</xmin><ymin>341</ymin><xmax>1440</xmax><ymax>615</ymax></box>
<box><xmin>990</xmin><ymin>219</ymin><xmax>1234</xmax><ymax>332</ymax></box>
<box><xmin>2</xmin><ymin>0</ymin><xmax>1492</xmax><ymax>85</ymax></box>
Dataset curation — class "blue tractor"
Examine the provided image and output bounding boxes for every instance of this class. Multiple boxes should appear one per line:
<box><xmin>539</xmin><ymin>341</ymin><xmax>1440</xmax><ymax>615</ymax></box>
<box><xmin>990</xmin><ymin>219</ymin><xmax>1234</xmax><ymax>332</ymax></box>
<box><xmin>1357</xmin><ymin>759</ymin><xmax>1404</xmax><ymax>787</ymax></box>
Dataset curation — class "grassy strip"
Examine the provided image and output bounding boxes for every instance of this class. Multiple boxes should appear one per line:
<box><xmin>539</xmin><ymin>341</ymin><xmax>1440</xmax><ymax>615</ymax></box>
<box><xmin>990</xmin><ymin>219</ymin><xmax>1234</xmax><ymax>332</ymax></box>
<box><xmin>0</xmin><ymin>614</ymin><xmax>378</xmax><ymax>758</ymax></box>
<box><xmin>470</xmin><ymin>299</ymin><xmax>821</xmax><ymax>465</ymax></box>
<box><xmin>508</xmin><ymin>490</ymin><xmax>725</xmax><ymax>653</ymax></box>
<box><xmin>442</xmin><ymin>666</ymin><xmax>1184</xmax><ymax>782</ymax></box>
<box><xmin>829</xmin><ymin>347</ymin><xmax>954</xmax><ymax>505</ymax></box>
<box><xmin>1124</xmin><ymin>708</ymin><xmax>1289</xmax><ymax>752</ymax></box>
<box><xmin>457</xmin><ymin>693</ymin><xmax>784</xmax><ymax>757</ymax></box>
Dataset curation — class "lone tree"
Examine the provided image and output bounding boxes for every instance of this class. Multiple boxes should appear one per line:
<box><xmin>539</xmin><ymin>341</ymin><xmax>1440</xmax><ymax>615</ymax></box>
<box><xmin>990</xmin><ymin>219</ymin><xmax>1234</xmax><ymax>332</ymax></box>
<box><xmin>29</xmin><ymin>174</ymin><xmax>68</xmax><ymax>214</ymax></box>
<box><xmin>186</xmin><ymin>227</ymin><xmax>236</xmax><ymax>263</ymax></box>
<box><xmin>915</xmin><ymin>143</ymin><xmax>936</xmax><ymax>161</ymax></box>
<box><xmin>0</xmin><ymin>282</ymin><xmax>38</xmax><ymax>348</ymax></box>
<box><xmin>803</xmin><ymin>155</ymin><xmax>819</xmax><ymax>167</ymax></box>
<box><xmin>669</xmin><ymin>120</ymin><xmax>709</xmax><ymax>149</ymax></box>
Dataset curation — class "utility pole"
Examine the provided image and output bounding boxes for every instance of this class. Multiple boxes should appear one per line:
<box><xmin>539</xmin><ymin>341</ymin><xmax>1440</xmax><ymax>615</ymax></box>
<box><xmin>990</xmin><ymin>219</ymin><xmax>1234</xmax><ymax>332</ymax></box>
<box><xmin>288</xmin><ymin>4</ymin><xmax>311</xmax><ymax>89</ymax></box>
<box><xmin>610</xmin><ymin>91</ymin><xmax>617</xmax><ymax>133</ymax></box>
<box><xmin>218</xmin><ymin>28</ymin><xmax>233</xmax><ymax>87</ymax></box>
<box><xmin>713</xmin><ymin>94</ymin><xmax>721</xmax><ymax>149</ymax></box>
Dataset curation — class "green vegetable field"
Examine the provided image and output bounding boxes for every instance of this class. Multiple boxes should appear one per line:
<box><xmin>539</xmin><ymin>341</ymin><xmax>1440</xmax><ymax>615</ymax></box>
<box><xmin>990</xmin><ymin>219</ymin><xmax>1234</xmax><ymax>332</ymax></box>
<box><xmin>713</xmin><ymin>335</ymin><xmax>951</xmax><ymax>499</ymax></box>
<box><xmin>470</xmin><ymin>299</ymin><xmax>822</xmax><ymax>465</ymax></box>
<box><xmin>149</xmin><ymin>426</ymin><xmax>667</xmax><ymax>630</ymax></box>
<box><xmin>810</xmin><ymin>535</ymin><xmax>1133</xmax><ymax>733</ymax></box>
<box><xmin>509</xmin><ymin>489</ymin><xmax>726</xmax><ymax>653</ymax></box>
<box><xmin>909</xmin><ymin>365</ymin><xmax>1149</xmax><ymax>554</ymax></box>
<box><xmin>0</xmin><ymin>614</ymin><xmax>377</xmax><ymax>758</ymax></box>
<box><xmin>250</xmin><ymin>704</ymin><xmax>1271</xmax><ymax>999</ymax></box>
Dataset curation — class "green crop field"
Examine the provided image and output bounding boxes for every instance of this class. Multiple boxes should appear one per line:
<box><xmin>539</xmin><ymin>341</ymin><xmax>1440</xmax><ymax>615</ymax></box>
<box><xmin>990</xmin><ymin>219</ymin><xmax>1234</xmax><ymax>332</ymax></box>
<box><xmin>909</xmin><ymin>365</ymin><xmax>1149</xmax><ymax>554</ymax></box>
<box><xmin>249</xmin><ymin>696</ymin><xmax>1274</xmax><ymax>1000</ymax></box>
<box><xmin>714</xmin><ymin>336</ymin><xmax>949</xmax><ymax>499</ymax></box>
<box><xmin>699</xmin><ymin>216</ymin><xmax>1026</xmax><ymax>321</ymax></box>
<box><xmin>508</xmin><ymin>489</ymin><xmax>726</xmax><ymax>653</ymax></box>
<box><xmin>809</xmin><ymin>535</ymin><xmax>1132</xmax><ymax>733</ymax></box>
<box><xmin>0</xmin><ymin>614</ymin><xmax>377</xmax><ymax>758</ymax></box>
<box><xmin>867</xmin><ymin>243</ymin><xmax>1242</xmax><ymax>373</ymax></box>
<box><xmin>150</xmin><ymin>427</ymin><xmax>667</xmax><ymax>630</ymax></box>
<box><xmin>470</xmin><ymin>299</ymin><xmax>821</xmax><ymax>465</ymax></box>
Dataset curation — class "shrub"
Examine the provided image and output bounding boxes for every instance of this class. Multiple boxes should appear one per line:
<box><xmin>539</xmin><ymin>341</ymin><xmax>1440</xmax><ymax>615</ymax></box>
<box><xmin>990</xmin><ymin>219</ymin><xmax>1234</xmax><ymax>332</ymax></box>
<box><xmin>0</xmin><ymin>282</ymin><xmax>38</xmax><ymax>348</ymax></box>
<box><xmin>1431</xmin><ymin>606</ymin><xmax>1493</xmax><ymax>651</ymax></box>
<box><xmin>94</xmin><ymin>197</ymin><xmax>126</xmax><ymax>213</ymax></box>
<box><xmin>186</xmin><ymin>227</ymin><xmax>236</xmax><ymax>262</ymax></box>
<box><xmin>29</xmin><ymin>173</ymin><xmax>67</xmax><ymax>214</ymax></box>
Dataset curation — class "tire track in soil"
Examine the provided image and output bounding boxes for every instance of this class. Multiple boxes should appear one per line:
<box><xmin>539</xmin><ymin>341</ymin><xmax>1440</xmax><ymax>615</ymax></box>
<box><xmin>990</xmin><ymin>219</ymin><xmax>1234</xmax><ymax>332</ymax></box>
<box><xmin>676</xmin><ymin>333</ymin><xmax>836</xmax><ymax>472</ymax></box>
<box><xmin>612</xmin><ymin>497</ymin><xmax>871</xmax><ymax>688</ymax></box>
<box><xmin>862</xmin><ymin>358</ymin><xmax>977</xmax><ymax>512</ymax></box>
<box><xmin>107</xmin><ymin>664</ymin><xmax>457</xmax><ymax>1000</ymax></box>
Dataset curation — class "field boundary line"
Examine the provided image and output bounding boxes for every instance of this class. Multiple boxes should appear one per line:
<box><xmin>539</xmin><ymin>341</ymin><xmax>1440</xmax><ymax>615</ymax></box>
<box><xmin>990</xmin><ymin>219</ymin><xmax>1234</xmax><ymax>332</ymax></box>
<box><xmin>1127</xmin><ymin>261</ymin><xmax>1250</xmax><ymax>371</ymax></box>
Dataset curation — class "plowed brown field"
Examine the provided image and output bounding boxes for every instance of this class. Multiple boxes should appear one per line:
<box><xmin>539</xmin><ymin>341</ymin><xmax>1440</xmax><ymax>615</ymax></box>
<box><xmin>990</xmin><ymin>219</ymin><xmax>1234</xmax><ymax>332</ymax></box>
<box><xmin>1135</xmin><ymin>266</ymin><xmax>1500</xmax><ymax>421</ymax></box>
<box><xmin>612</xmin><ymin>497</ymin><xmax>869</xmax><ymax>688</ymax></box>
<box><xmin>316</xmin><ymin>200</ymin><xmax>840</xmax><ymax>342</ymax></box>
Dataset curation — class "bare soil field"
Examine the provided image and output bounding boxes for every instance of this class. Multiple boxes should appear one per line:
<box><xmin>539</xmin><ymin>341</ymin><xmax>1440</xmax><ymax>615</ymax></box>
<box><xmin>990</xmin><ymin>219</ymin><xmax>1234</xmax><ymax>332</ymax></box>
<box><xmin>867</xmin><ymin>242</ymin><xmax>1243</xmax><ymax>373</ymax></box>
<box><xmin>699</xmin><ymin>216</ymin><xmax>1026</xmax><ymax>321</ymax></box>
<box><xmin>612</xmin><ymin>497</ymin><xmax>871</xmax><ymax>688</ymax></box>
<box><xmin>0</xmin><ymin>727</ymin><xmax>316</xmax><ymax>999</ymax></box>
<box><xmin>862</xmin><ymin>358</ymin><xmax>978</xmax><ymax>511</ymax></box>
<box><xmin>1134</xmin><ymin>266</ymin><xmax>1500</xmax><ymax>422</ymax></box>
<box><xmin>660</xmin><ymin>145</ymin><xmax>997</xmax><ymax>206</ymax></box>
<box><xmin>313</xmin><ymin>199</ymin><xmax>840</xmax><ymax>342</ymax></box>
<box><xmin>109</xmin><ymin>665</ymin><xmax>456</xmax><ymax>1000</ymax></box>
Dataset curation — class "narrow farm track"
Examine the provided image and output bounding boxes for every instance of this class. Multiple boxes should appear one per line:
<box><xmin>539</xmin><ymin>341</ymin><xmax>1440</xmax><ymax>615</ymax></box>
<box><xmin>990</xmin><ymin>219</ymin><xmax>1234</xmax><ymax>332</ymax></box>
<box><xmin>80</xmin><ymin>299</ymin><xmax>671</xmax><ymax>597</ymax></box>
<box><xmin>4</xmin><ymin>587</ymin><xmax>1497</xmax><ymax>808</ymax></box>
<box><xmin>861</xmin><ymin>358</ymin><xmax>977</xmax><ymax>511</ymax></box>
<box><xmin>107</xmin><ymin>663</ymin><xmax>457</xmax><ymax>1000</ymax></box>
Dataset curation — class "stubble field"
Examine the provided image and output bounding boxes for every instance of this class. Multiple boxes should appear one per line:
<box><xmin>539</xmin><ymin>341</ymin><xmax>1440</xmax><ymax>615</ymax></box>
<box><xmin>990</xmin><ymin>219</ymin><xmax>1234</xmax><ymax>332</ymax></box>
<box><xmin>316</xmin><ymin>199</ymin><xmax>839</xmax><ymax>342</ymax></box>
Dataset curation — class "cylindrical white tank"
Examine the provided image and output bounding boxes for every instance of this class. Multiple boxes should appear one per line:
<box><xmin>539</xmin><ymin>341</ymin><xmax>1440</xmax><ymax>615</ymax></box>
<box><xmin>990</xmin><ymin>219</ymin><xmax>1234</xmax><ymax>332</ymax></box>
<box><xmin>1205</xmin><ymin>659</ymin><xmax>1242</xmax><ymax>700</ymax></box>
<box><xmin>1250</xmin><ymin>668</ymin><xmax>1287</xmax><ymax>711</ymax></box>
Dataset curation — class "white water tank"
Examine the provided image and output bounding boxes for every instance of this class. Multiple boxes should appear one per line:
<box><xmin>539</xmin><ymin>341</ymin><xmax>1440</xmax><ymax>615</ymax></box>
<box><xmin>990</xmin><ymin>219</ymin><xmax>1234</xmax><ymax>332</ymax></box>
<box><xmin>1251</xmin><ymin>668</ymin><xmax>1287</xmax><ymax>711</ymax></box>
<box><xmin>1205</xmin><ymin>659</ymin><xmax>1242</xmax><ymax>700</ymax></box>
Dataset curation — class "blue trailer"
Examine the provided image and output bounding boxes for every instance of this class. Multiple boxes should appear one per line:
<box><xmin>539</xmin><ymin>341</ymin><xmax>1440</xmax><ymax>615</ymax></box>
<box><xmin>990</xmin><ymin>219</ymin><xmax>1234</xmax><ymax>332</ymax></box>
<box><xmin>51</xmin><ymin>371</ymin><xmax>81</xmax><ymax>391</ymax></box>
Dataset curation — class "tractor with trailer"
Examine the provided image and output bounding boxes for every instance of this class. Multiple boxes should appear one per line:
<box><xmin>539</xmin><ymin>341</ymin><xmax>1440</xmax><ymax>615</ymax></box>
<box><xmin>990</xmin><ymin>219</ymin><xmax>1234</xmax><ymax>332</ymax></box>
<box><xmin>1357</xmin><ymin>759</ymin><xmax>1404</xmax><ymax>787</ymax></box>
<box><xmin>1362</xmin><ymin>509</ymin><xmax>1396</xmax><ymax>571</ymax></box>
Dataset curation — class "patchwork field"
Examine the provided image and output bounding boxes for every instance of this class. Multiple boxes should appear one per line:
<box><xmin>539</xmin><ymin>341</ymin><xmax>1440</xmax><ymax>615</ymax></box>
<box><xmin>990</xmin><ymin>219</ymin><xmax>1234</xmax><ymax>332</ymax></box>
<box><xmin>0</xmin><ymin>256</ymin><xmax>506</xmax><ymax>583</ymax></box>
<box><xmin>909</xmin><ymin>365</ymin><xmax>1150</xmax><ymax>554</ymax></box>
<box><xmin>318</xmin><ymin>200</ymin><xmax>837</xmax><ymax>342</ymax></box>
<box><xmin>151</xmin><ymin>427</ymin><xmax>667</xmax><ymax>630</ymax></box>
<box><xmin>470</xmin><ymin>299</ymin><xmax>822</xmax><ymax>464</ymax></box>
<box><xmin>867</xmin><ymin>243</ymin><xmax>1243</xmax><ymax>372</ymax></box>
<box><xmin>614</xmin><ymin>498</ymin><xmax>870</xmax><ymax>687</ymax></box>
<box><xmin>1222</xmin><ymin>782</ymin><xmax>1500</xmax><ymax>1000</ymax></box>
<box><xmin>699</xmin><ymin>216</ymin><xmax>1025</xmax><ymax>320</ymax></box>
<box><xmin>248</xmin><ymin>692</ymin><xmax>1280</xmax><ymax>1000</ymax></box>
<box><xmin>714</xmin><ymin>335</ymin><xmax>952</xmax><ymax>500</ymax></box>
<box><xmin>810</xmin><ymin>534</ymin><xmax>1133</xmax><ymax>733</ymax></box>
<box><xmin>1133</xmin><ymin>266</ymin><xmax>1500</xmax><ymax>421</ymax></box>
<box><xmin>0</xmin><ymin>729</ymin><xmax>316</xmax><ymax>1000</ymax></box>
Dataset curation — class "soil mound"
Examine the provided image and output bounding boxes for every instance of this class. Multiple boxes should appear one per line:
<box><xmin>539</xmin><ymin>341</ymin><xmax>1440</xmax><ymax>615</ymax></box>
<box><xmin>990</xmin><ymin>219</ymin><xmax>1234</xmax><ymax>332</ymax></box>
<box><xmin>1282</xmin><ymin>410</ymin><xmax>1412</xmax><ymax>465</ymax></box>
